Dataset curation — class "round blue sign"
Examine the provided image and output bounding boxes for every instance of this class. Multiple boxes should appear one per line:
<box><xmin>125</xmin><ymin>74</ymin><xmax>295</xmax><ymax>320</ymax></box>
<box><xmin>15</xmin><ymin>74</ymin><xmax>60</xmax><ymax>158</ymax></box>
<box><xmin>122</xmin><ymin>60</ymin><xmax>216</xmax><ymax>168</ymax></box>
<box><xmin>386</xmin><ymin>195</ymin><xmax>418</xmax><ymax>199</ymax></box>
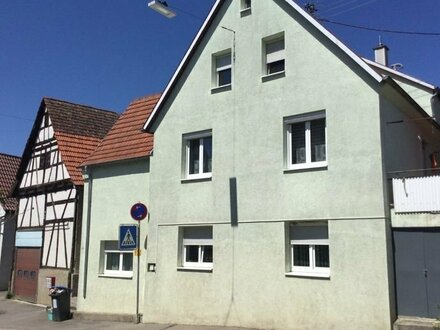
<box><xmin>130</xmin><ymin>203</ymin><xmax>148</xmax><ymax>221</ymax></box>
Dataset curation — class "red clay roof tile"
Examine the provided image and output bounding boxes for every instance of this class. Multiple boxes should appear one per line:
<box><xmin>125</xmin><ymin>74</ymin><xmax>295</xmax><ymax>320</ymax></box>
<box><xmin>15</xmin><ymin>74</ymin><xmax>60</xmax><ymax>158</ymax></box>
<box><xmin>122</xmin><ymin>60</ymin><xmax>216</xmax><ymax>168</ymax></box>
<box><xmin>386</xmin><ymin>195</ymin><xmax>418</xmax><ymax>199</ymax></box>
<box><xmin>83</xmin><ymin>94</ymin><xmax>160</xmax><ymax>166</ymax></box>
<box><xmin>0</xmin><ymin>153</ymin><xmax>21</xmax><ymax>211</ymax></box>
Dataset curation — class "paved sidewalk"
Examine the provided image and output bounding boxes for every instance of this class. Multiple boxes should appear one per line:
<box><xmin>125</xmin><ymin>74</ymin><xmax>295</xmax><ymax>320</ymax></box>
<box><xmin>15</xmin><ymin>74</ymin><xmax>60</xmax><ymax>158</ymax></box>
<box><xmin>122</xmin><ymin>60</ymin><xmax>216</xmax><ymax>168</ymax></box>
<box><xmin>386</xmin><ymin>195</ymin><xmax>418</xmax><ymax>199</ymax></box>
<box><xmin>0</xmin><ymin>293</ymin><xmax>257</xmax><ymax>330</ymax></box>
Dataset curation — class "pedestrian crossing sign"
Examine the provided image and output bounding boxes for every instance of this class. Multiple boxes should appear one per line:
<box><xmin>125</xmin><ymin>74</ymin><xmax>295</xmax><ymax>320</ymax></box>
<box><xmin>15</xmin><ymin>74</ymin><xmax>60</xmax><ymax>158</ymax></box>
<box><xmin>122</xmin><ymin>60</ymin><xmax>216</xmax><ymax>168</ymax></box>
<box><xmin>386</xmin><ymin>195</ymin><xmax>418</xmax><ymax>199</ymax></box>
<box><xmin>119</xmin><ymin>225</ymin><xmax>138</xmax><ymax>250</ymax></box>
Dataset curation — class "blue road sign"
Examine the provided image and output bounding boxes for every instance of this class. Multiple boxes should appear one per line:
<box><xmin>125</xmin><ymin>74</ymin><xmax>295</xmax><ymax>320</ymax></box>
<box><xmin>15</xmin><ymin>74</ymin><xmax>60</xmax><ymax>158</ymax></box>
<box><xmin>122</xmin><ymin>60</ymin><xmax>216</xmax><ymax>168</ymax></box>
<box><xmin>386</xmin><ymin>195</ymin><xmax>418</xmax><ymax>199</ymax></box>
<box><xmin>130</xmin><ymin>203</ymin><xmax>148</xmax><ymax>221</ymax></box>
<box><xmin>119</xmin><ymin>225</ymin><xmax>138</xmax><ymax>250</ymax></box>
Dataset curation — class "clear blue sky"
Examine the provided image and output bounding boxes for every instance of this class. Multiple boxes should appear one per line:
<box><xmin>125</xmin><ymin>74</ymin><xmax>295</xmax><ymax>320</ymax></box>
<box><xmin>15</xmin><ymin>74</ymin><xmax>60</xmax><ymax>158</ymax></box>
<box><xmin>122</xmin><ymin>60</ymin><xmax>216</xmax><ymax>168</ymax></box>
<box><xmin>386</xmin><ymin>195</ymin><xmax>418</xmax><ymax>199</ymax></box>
<box><xmin>1</xmin><ymin>0</ymin><xmax>439</xmax><ymax>157</ymax></box>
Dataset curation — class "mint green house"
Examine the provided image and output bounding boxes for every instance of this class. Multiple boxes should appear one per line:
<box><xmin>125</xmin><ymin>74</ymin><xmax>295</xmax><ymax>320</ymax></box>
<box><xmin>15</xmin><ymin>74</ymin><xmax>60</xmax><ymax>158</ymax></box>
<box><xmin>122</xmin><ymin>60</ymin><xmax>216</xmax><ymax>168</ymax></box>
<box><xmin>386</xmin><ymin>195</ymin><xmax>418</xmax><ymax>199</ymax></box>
<box><xmin>139</xmin><ymin>1</ymin><xmax>440</xmax><ymax>329</ymax></box>
<box><xmin>76</xmin><ymin>95</ymin><xmax>158</xmax><ymax>319</ymax></box>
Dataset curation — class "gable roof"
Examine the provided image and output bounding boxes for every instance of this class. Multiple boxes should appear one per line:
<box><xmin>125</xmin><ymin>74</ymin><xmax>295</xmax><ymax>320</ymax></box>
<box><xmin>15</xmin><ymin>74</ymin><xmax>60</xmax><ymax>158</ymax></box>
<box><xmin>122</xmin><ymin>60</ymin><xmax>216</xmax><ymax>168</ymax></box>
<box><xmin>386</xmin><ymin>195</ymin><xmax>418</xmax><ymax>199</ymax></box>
<box><xmin>0</xmin><ymin>153</ymin><xmax>20</xmax><ymax>211</ymax></box>
<box><xmin>83</xmin><ymin>94</ymin><xmax>159</xmax><ymax>167</ymax></box>
<box><xmin>15</xmin><ymin>98</ymin><xmax>119</xmax><ymax>189</ymax></box>
<box><xmin>143</xmin><ymin>0</ymin><xmax>383</xmax><ymax>132</ymax></box>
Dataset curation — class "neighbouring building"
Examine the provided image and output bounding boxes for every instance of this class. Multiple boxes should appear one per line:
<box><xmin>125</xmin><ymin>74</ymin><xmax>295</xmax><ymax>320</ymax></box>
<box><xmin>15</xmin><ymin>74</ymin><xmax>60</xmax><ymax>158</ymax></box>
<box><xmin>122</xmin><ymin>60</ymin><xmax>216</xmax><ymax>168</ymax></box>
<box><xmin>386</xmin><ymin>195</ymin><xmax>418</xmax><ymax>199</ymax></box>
<box><xmin>76</xmin><ymin>94</ymin><xmax>159</xmax><ymax>320</ymax></box>
<box><xmin>139</xmin><ymin>1</ymin><xmax>440</xmax><ymax>329</ymax></box>
<box><xmin>12</xmin><ymin>98</ymin><xmax>118</xmax><ymax>304</ymax></box>
<box><xmin>0</xmin><ymin>153</ymin><xmax>20</xmax><ymax>291</ymax></box>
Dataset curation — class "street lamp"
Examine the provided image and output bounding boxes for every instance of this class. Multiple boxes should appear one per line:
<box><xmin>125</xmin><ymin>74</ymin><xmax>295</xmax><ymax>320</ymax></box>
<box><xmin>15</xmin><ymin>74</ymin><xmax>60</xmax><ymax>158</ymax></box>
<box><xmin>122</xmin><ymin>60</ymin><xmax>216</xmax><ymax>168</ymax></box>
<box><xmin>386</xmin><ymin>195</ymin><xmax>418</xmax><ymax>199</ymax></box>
<box><xmin>148</xmin><ymin>1</ymin><xmax>176</xmax><ymax>18</ymax></box>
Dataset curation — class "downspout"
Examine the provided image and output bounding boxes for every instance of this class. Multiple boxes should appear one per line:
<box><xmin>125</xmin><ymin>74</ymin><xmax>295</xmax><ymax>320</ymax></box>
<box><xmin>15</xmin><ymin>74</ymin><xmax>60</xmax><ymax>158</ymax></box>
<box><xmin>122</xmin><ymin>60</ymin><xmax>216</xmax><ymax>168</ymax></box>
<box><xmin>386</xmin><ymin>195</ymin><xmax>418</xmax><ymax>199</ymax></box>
<box><xmin>82</xmin><ymin>166</ymin><xmax>93</xmax><ymax>299</ymax></box>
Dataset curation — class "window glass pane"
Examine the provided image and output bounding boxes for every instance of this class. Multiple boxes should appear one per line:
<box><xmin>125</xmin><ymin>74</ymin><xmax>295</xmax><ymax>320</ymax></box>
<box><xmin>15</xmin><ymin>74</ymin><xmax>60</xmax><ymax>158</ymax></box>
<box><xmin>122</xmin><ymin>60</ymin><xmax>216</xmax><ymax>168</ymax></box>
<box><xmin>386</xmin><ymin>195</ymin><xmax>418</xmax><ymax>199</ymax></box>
<box><xmin>315</xmin><ymin>245</ymin><xmax>330</xmax><ymax>268</ymax></box>
<box><xmin>267</xmin><ymin>60</ymin><xmax>285</xmax><ymax>74</ymax></box>
<box><xmin>311</xmin><ymin>118</ymin><xmax>326</xmax><ymax>162</ymax></box>
<box><xmin>244</xmin><ymin>0</ymin><xmax>251</xmax><ymax>8</ymax></box>
<box><xmin>122</xmin><ymin>253</ymin><xmax>133</xmax><ymax>271</ymax></box>
<box><xmin>202</xmin><ymin>245</ymin><xmax>213</xmax><ymax>263</ymax></box>
<box><xmin>291</xmin><ymin>122</ymin><xmax>306</xmax><ymax>164</ymax></box>
<box><xmin>218</xmin><ymin>68</ymin><xmax>231</xmax><ymax>86</ymax></box>
<box><xmin>189</xmin><ymin>139</ymin><xmax>200</xmax><ymax>174</ymax></box>
<box><xmin>293</xmin><ymin>245</ymin><xmax>310</xmax><ymax>267</ymax></box>
<box><xmin>106</xmin><ymin>252</ymin><xmax>120</xmax><ymax>270</ymax></box>
<box><xmin>185</xmin><ymin>245</ymin><xmax>199</xmax><ymax>262</ymax></box>
<box><xmin>203</xmin><ymin>137</ymin><xmax>212</xmax><ymax>173</ymax></box>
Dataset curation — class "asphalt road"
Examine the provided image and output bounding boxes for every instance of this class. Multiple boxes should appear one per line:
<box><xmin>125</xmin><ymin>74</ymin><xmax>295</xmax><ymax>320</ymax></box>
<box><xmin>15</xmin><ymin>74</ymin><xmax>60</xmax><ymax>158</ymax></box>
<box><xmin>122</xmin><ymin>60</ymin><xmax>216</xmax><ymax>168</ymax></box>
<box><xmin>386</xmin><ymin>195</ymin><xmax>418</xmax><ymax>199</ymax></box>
<box><xmin>0</xmin><ymin>293</ymin><xmax>256</xmax><ymax>330</ymax></box>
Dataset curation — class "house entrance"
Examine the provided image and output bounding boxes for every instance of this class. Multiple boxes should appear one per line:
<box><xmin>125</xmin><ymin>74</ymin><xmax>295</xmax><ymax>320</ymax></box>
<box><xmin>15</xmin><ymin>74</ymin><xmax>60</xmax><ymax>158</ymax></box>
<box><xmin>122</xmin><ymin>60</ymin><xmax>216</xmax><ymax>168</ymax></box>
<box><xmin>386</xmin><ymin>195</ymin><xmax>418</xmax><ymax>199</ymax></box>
<box><xmin>393</xmin><ymin>228</ymin><xmax>440</xmax><ymax>318</ymax></box>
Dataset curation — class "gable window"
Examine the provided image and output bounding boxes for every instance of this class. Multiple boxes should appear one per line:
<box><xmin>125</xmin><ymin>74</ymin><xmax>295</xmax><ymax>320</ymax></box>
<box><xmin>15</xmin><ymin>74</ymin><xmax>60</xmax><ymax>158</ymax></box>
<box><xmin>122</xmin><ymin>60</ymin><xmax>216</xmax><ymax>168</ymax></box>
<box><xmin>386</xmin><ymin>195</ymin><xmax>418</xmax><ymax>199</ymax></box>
<box><xmin>183</xmin><ymin>131</ymin><xmax>212</xmax><ymax>180</ymax></box>
<box><xmin>39</xmin><ymin>152</ymin><xmax>51</xmax><ymax>170</ymax></box>
<box><xmin>180</xmin><ymin>226</ymin><xmax>213</xmax><ymax>270</ymax></box>
<box><xmin>288</xmin><ymin>222</ymin><xmax>330</xmax><ymax>278</ymax></box>
<box><xmin>100</xmin><ymin>241</ymin><xmax>133</xmax><ymax>278</ymax></box>
<box><xmin>264</xmin><ymin>34</ymin><xmax>285</xmax><ymax>76</ymax></box>
<box><xmin>285</xmin><ymin>111</ymin><xmax>326</xmax><ymax>170</ymax></box>
<box><xmin>213</xmin><ymin>51</ymin><xmax>232</xmax><ymax>88</ymax></box>
<box><xmin>241</xmin><ymin>0</ymin><xmax>251</xmax><ymax>11</ymax></box>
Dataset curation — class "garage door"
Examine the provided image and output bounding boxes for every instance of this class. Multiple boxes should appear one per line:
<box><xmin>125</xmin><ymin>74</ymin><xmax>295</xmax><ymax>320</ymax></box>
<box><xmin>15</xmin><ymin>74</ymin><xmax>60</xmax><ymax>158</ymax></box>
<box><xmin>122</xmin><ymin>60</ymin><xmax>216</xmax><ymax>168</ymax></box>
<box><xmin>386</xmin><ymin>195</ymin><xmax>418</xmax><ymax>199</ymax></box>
<box><xmin>393</xmin><ymin>228</ymin><xmax>440</xmax><ymax>318</ymax></box>
<box><xmin>13</xmin><ymin>248</ymin><xmax>41</xmax><ymax>302</ymax></box>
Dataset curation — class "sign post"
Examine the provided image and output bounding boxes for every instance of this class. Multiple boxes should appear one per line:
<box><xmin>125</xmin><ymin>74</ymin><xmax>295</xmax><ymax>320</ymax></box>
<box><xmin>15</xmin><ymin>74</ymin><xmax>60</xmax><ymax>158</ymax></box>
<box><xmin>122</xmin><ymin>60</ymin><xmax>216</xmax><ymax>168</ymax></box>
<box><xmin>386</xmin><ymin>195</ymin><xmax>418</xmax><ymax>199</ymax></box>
<box><xmin>130</xmin><ymin>203</ymin><xmax>148</xmax><ymax>324</ymax></box>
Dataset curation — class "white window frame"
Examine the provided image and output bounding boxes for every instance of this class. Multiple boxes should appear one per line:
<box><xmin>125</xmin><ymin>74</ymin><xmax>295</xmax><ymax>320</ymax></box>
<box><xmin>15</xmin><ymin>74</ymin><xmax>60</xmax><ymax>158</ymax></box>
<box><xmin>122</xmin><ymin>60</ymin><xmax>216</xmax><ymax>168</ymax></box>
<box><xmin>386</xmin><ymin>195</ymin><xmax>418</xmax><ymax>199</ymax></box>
<box><xmin>289</xmin><ymin>223</ymin><xmax>330</xmax><ymax>278</ymax></box>
<box><xmin>263</xmin><ymin>34</ymin><xmax>285</xmax><ymax>77</ymax></box>
<box><xmin>285</xmin><ymin>111</ymin><xmax>327</xmax><ymax>171</ymax></box>
<box><xmin>102</xmin><ymin>249</ymin><xmax>133</xmax><ymax>278</ymax></box>
<box><xmin>183</xmin><ymin>131</ymin><xmax>212</xmax><ymax>180</ymax></box>
<box><xmin>180</xmin><ymin>227</ymin><xmax>213</xmax><ymax>271</ymax></box>
<box><xmin>212</xmin><ymin>51</ymin><xmax>232</xmax><ymax>90</ymax></box>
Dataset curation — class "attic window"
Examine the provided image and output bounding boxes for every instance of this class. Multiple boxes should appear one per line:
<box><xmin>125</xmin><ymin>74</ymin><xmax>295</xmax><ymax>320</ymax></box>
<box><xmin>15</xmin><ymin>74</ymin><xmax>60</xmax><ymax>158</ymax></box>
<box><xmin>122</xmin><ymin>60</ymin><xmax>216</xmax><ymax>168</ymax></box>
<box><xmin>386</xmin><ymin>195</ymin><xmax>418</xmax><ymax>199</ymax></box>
<box><xmin>263</xmin><ymin>33</ymin><xmax>285</xmax><ymax>77</ymax></box>
<box><xmin>39</xmin><ymin>153</ymin><xmax>51</xmax><ymax>170</ymax></box>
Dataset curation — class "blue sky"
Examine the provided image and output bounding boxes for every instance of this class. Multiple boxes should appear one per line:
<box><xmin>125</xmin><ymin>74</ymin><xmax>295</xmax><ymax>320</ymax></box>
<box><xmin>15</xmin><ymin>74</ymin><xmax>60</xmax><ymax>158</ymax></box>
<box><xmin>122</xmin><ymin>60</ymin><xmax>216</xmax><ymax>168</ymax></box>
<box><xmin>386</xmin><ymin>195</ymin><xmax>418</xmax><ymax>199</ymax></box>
<box><xmin>1</xmin><ymin>0</ymin><xmax>439</xmax><ymax>157</ymax></box>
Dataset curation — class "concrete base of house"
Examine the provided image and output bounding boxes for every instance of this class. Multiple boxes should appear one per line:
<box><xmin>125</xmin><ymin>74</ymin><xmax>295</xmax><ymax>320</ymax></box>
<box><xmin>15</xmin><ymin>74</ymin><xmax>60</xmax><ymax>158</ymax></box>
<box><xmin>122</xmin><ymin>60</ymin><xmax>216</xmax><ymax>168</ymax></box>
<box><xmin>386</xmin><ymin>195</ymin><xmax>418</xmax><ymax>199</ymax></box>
<box><xmin>74</xmin><ymin>311</ymin><xmax>137</xmax><ymax>323</ymax></box>
<box><xmin>394</xmin><ymin>317</ymin><xmax>440</xmax><ymax>330</ymax></box>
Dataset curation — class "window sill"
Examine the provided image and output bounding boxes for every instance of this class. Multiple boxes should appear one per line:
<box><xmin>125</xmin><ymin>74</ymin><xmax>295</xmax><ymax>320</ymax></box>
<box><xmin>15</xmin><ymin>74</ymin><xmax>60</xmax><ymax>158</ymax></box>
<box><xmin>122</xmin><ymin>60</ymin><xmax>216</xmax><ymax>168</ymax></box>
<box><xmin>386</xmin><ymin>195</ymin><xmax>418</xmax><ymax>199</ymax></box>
<box><xmin>181</xmin><ymin>175</ymin><xmax>212</xmax><ymax>183</ymax></box>
<box><xmin>177</xmin><ymin>266</ymin><xmax>213</xmax><ymax>273</ymax></box>
<box><xmin>284</xmin><ymin>162</ymin><xmax>327</xmax><ymax>173</ymax></box>
<box><xmin>240</xmin><ymin>7</ymin><xmax>251</xmax><ymax>16</ymax></box>
<box><xmin>211</xmin><ymin>84</ymin><xmax>232</xmax><ymax>94</ymax></box>
<box><xmin>285</xmin><ymin>271</ymin><xmax>330</xmax><ymax>279</ymax></box>
<box><xmin>262</xmin><ymin>71</ymin><xmax>285</xmax><ymax>82</ymax></box>
<box><xmin>98</xmin><ymin>273</ymin><xmax>133</xmax><ymax>279</ymax></box>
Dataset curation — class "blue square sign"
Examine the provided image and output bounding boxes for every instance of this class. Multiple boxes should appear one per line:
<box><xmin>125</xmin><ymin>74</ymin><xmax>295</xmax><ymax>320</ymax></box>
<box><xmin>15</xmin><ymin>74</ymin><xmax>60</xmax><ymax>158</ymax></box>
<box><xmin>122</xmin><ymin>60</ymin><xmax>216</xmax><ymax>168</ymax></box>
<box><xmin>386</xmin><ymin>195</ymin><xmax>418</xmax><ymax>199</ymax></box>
<box><xmin>119</xmin><ymin>225</ymin><xmax>138</xmax><ymax>250</ymax></box>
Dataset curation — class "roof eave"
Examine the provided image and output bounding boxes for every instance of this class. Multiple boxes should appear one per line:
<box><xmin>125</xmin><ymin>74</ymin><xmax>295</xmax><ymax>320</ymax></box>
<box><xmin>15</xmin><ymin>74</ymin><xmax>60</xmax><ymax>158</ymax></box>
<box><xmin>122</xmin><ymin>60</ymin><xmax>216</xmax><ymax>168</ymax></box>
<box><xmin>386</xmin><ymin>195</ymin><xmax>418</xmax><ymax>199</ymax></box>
<box><xmin>143</xmin><ymin>0</ymin><xmax>224</xmax><ymax>132</ymax></box>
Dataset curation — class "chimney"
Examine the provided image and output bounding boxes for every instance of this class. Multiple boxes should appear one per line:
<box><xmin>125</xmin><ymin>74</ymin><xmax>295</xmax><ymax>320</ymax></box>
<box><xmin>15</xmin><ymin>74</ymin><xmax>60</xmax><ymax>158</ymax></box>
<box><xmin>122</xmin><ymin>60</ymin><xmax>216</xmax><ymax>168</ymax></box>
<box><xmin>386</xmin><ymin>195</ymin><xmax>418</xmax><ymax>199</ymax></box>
<box><xmin>373</xmin><ymin>43</ymin><xmax>389</xmax><ymax>67</ymax></box>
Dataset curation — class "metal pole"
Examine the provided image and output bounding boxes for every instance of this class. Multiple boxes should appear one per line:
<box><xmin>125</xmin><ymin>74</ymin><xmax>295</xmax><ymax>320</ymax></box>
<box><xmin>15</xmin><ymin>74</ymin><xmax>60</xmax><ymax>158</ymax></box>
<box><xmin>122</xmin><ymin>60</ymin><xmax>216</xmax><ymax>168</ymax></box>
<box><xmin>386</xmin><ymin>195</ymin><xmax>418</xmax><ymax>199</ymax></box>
<box><xmin>136</xmin><ymin>222</ymin><xmax>141</xmax><ymax>323</ymax></box>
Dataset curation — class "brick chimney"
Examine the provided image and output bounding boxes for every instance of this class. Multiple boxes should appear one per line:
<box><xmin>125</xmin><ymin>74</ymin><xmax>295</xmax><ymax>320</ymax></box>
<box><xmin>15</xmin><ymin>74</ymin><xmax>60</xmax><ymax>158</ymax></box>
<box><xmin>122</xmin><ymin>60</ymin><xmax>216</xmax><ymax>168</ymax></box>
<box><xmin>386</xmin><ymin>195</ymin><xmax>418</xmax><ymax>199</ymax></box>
<box><xmin>373</xmin><ymin>43</ymin><xmax>389</xmax><ymax>67</ymax></box>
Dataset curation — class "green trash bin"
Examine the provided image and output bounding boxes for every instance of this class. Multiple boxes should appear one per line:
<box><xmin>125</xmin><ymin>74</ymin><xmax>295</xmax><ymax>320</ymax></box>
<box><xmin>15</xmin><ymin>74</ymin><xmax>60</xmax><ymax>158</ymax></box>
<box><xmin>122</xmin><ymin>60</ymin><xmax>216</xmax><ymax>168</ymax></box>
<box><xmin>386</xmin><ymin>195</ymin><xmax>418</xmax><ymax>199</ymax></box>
<box><xmin>49</xmin><ymin>286</ymin><xmax>71</xmax><ymax>321</ymax></box>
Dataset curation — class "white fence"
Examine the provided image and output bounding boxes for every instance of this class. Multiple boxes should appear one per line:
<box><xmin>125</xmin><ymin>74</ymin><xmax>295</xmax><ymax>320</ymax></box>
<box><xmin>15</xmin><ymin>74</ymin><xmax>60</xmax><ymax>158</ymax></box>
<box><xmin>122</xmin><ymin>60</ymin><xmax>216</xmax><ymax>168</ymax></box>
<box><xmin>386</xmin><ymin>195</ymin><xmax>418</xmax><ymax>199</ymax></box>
<box><xmin>392</xmin><ymin>175</ymin><xmax>440</xmax><ymax>213</ymax></box>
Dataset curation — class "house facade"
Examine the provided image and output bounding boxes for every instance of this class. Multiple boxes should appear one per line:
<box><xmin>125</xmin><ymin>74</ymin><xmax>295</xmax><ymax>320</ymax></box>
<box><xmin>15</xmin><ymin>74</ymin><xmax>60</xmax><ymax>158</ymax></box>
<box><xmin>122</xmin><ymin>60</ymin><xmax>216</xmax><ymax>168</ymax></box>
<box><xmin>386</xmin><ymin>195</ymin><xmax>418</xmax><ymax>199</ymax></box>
<box><xmin>77</xmin><ymin>94</ymin><xmax>158</xmax><ymax>319</ymax></box>
<box><xmin>139</xmin><ymin>1</ymin><xmax>440</xmax><ymax>329</ymax></box>
<box><xmin>0</xmin><ymin>153</ymin><xmax>20</xmax><ymax>291</ymax></box>
<box><xmin>12</xmin><ymin>98</ymin><xmax>118</xmax><ymax>304</ymax></box>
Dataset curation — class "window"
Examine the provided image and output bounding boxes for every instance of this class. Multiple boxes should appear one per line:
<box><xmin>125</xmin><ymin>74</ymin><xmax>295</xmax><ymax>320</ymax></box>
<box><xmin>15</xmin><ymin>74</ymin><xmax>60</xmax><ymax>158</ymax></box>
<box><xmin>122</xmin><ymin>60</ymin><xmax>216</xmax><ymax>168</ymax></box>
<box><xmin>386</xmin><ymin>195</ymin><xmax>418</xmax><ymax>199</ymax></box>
<box><xmin>264</xmin><ymin>35</ymin><xmax>285</xmax><ymax>75</ymax></box>
<box><xmin>241</xmin><ymin>0</ymin><xmax>251</xmax><ymax>10</ymax></box>
<box><xmin>289</xmin><ymin>223</ymin><xmax>330</xmax><ymax>277</ymax></box>
<box><xmin>39</xmin><ymin>152</ymin><xmax>51</xmax><ymax>170</ymax></box>
<box><xmin>213</xmin><ymin>51</ymin><xmax>232</xmax><ymax>88</ymax></box>
<box><xmin>180</xmin><ymin>227</ymin><xmax>213</xmax><ymax>270</ymax></box>
<box><xmin>183</xmin><ymin>131</ymin><xmax>212</xmax><ymax>179</ymax></box>
<box><xmin>285</xmin><ymin>111</ymin><xmax>326</xmax><ymax>170</ymax></box>
<box><xmin>101</xmin><ymin>241</ymin><xmax>133</xmax><ymax>278</ymax></box>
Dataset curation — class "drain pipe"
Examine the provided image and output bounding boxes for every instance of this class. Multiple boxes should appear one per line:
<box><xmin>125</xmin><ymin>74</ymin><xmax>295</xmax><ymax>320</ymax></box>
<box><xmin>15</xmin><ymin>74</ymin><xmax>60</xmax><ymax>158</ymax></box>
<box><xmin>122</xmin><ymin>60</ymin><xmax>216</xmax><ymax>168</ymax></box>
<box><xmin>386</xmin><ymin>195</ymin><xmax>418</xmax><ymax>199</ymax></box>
<box><xmin>82</xmin><ymin>166</ymin><xmax>93</xmax><ymax>299</ymax></box>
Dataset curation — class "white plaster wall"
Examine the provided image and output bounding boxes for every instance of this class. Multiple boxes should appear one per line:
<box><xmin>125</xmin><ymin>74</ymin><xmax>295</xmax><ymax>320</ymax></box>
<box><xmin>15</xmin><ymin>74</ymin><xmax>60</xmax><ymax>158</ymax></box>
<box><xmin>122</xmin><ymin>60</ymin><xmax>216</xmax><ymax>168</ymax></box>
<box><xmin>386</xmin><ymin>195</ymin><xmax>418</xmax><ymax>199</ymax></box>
<box><xmin>77</xmin><ymin>159</ymin><xmax>150</xmax><ymax>316</ymax></box>
<box><xmin>143</xmin><ymin>0</ymin><xmax>393</xmax><ymax>329</ymax></box>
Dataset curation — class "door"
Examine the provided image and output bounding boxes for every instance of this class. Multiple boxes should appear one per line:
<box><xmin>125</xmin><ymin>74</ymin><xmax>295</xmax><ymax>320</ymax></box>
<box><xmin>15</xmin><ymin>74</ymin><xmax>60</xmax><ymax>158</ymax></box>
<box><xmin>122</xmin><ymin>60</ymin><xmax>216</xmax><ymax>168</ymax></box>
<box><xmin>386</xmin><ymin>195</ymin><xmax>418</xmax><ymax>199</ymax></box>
<box><xmin>13</xmin><ymin>248</ymin><xmax>41</xmax><ymax>302</ymax></box>
<box><xmin>393</xmin><ymin>228</ymin><xmax>440</xmax><ymax>318</ymax></box>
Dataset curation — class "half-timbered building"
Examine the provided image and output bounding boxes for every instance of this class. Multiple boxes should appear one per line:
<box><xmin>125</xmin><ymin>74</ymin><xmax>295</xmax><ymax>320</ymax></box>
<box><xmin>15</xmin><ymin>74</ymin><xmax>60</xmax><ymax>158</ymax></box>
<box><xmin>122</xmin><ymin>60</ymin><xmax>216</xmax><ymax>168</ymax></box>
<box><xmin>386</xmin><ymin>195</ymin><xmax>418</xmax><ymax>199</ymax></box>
<box><xmin>0</xmin><ymin>153</ymin><xmax>20</xmax><ymax>291</ymax></box>
<box><xmin>12</xmin><ymin>98</ymin><xmax>118</xmax><ymax>304</ymax></box>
